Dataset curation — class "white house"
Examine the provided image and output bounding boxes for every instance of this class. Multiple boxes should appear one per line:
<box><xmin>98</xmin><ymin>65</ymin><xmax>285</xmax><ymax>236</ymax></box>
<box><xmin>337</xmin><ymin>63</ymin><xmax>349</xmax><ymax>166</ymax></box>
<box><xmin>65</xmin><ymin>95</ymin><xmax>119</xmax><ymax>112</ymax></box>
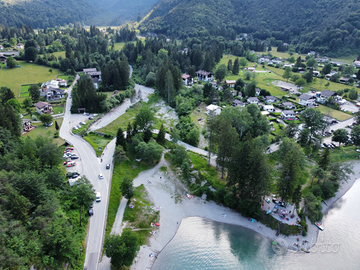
<box><xmin>263</xmin><ymin>105</ymin><xmax>275</xmax><ymax>112</ymax></box>
<box><xmin>247</xmin><ymin>67</ymin><xmax>255</xmax><ymax>72</ymax></box>
<box><xmin>182</xmin><ymin>74</ymin><xmax>193</xmax><ymax>86</ymax></box>
<box><xmin>281</xmin><ymin>102</ymin><xmax>296</xmax><ymax>110</ymax></box>
<box><xmin>247</xmin><ymin>97</ymin><xmax>259</xmax><ymax>104</ymax></box>
<box><xmin>325</xmin><ymin>71</ymin><xmax>338</xmax><ymax>80</ymax></box>
<box><xmin>225</xmin><ymin>80</ymin><xmax>236</xmax><ymax>87</ymax></box>
<box><xmin>255</xmin><ymin>88</ymin><xmax>261</xmax><ymax>96</ymax></box>
<box><xmin>265</xmin><ymin>96</ymin><xmax>278</xmax><ymax>103</ymax></box>
<box><xmin>299</xmin><ymin>93</ymin><xmax>316</xmax><ymax>106</ymax></box>
<box><xmin>56</xmin><ymin>78</ymin><xmax>67</xmax><ymax>87</ymax></box>
<box><xmin>34</xmin><ymin>101</ymin><xmax>53</xmax><ymax>114</ymax></box>
<box><xmin>353</xmin><ymin>60</ymin><xmax>360</xmax><ymax>68</ymax></box>
<box><xmin>282</xmin><ymin>110</ymin><xmax>296</xmax><ymax>119</ymax></box>
<box><xmin>16</xmin><ymin>43</ymin><xmax>24</xmax><ymax>49</ymax></box>
<box><xmin>206</xmin><ymin>104</ymin><xmax>222</xmax><ymax>116</ymax></box>
<box><xmin>197</xmin><ymin>70</ymin><xmax>213</xmax><ymax>82</ymax></box>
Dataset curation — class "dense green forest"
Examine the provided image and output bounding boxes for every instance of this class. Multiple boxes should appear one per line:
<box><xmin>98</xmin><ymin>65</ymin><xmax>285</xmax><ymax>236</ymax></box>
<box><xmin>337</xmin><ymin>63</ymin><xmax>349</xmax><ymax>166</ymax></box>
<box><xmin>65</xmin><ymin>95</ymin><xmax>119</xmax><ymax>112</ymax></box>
<box><xmin>0</xmin><ymin>91</ymin><xmax>95</xmax><ymax>268</ymax></box>
<box><xmin>0</xmin><ymin>0</ymin><xmax>159</xmax><ymax>28</ymax></box>
<box><xmin>140</xmin><ymin>0</ymin><xmax>360</xmax><ymax>56</ymax></box>
<box><xmin>0</xmin><ymin>0</ymin><xmax>95</xmax><ymax>28</ymax></box>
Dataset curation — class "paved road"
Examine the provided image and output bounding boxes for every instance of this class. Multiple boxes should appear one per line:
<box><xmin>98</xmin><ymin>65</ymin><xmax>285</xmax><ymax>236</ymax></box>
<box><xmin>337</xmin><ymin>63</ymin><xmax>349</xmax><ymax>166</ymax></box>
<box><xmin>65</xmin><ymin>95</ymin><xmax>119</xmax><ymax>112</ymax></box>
<box><xmin>89</xmin><ymin>85</ymin><xmax>154</xmax><ymax>132</ymax></box>
<box><xmin>59</xmin><ymin>76</ymin><xmax>115</xmax><ymax>270</ymax></box>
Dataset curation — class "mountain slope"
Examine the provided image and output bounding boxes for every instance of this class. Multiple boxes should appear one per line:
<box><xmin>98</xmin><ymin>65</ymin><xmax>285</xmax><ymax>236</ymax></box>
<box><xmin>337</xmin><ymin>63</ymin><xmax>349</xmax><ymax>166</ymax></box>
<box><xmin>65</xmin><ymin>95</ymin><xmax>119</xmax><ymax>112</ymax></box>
<box><xmin>140</xmin><ymin>0</ymin><xmax>360</xmax><ymax>55</ymax></box>
<box><xmin>85</xmin><ymin>0</ymin><xmax>159</xmax><ymax>26</ymax></box>
<box><xmin>0</xmin><ymin>0</ymin><xmax>96</xmax><ymax>28</ymax></box>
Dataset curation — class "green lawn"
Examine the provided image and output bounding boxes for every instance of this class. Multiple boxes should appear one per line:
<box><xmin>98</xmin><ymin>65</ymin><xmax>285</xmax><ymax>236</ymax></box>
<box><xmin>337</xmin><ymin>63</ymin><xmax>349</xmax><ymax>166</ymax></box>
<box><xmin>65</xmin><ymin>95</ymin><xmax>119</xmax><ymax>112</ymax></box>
<box><xmin>316</xmin><ymin>104</ymin><xmax>353</xmax><ymax>121</ymax></box>
<box><xmin>52</xmin><ymin>106</ymin><xmax>63</xmax><ymax>114</ymax></box>
<box><xmin>111</xmin><ymin>42</ymin><xmax>126</xmax><ymax>51</ymax></box>
<box><xmin>24</xmin><ymin>117</ymin><xmax>65</xmax><ymax>146</ymax></box>
<box><xmin>0</xmin><ymin>61</ymin><xmax>62</xmax><ymax>100</ymax></box>
<box><xmin>105</xmin><ymin>159</ymin><xmax>152</xmax><ymax>239</ymax></box>
<box><xmin>82</xmin><ymin>133</ymin><xmax>113</xmax><ymax>157</ymax></box>
<box><xmin>52</xmin><ymin>51</ymin><xmax>65</xmax><ymax>58</ymax></box>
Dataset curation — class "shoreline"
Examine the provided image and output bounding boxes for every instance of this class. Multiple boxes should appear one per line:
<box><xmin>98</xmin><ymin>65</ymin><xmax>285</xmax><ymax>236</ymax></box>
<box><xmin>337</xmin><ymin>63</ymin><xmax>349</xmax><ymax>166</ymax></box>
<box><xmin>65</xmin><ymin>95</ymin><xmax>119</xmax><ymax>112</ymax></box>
<box><xmin>130</xmin><ymin>159</ymin><xmax>359</xmax><ymax>270</ymax></box>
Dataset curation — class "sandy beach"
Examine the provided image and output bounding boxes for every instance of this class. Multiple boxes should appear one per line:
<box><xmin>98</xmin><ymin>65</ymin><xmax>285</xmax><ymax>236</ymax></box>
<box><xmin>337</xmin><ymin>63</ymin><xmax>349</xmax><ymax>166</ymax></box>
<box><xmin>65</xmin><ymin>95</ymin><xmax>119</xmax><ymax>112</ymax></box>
<box><xmin>128</xmin><ymin>157</ymin><xmax>359</xmax><ymax>270</ymax></box>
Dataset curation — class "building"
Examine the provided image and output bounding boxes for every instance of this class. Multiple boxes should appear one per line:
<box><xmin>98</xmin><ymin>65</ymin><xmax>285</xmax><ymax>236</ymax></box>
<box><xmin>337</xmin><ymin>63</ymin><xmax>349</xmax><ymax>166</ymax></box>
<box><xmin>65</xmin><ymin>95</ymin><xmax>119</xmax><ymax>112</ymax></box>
<box><xmin>182</xmin><ymin>74</ymin><xmax>193</xmax><ymax>86</ymax></box>
<box><xmin>281</xmin><ymin>110</ymin><xmax>296</xmax><ymax>119</ymax></box>
<box><xmin>299</xmin><ymin>93</ymin><xmax>316</xmax><ymax>106</ymax></box>
<box><xmin>56</xmin><ymin>78</ymin><xmax>67</xmax><ymax>87</ymax></box>
<box><xmin>225</xmin><ymin>80</ymin><xmax>236</xmax><ymax>87</ymax></box>
<box><xmin>339</xmin><ymin>77</ymin><xmax>350</xmax><ymax>84</ymax></box>
<box><xmin>255</xmin><ymin>88</ymin><xmax>261</xmax><ymax>96</ymax></box>
<box><xmin>325</xmin><ymin>71</ymin><xmax>338</xmax><ymax>80</ymax></box>
<box><xmin>316</xmin><ymin>90</ymin><xmax>338</xmax><ymax>103</ymax></box>
<box><xmin>247</xmin><ymin>67</ymin><xmax>255</xmax><ymax>72</ymax></box>
<box><xmin>22</xmin><ymin>119</ymin><xmax>33</xmax><ymax>133</ymax></box>
<box><xmin>233</xmin><ymin>99</ymin><xmax>245</xmax><ymax>107</ymax></box>
<box><xmin>196</xmin><ymin>70</ymin><xmax>213</xmax><ymax>82</ymax></box>
<box><xmin>281</xmin><ymin>102</ymin><xmax>296</xmax><ymax>110</ymax></box>
<box><xmin>41</xmin><ymin>80</ymin><xmax>65</xmax><ymax>100</ymax></box>
<box><xmin>247</xmin><ymin>97</ymin><xmax>259</xmax><ymax>104</ymax></box>
<box><xmin>34</xmin><ymin>101</ymin><xmax>53</xmax><ymax>114</ymax></box>
<box><xmin>83</xmin><ymin>68</ymin><xmax>102</xmax><ymax>81</ymax></box>
<box><xmin>353</xmin><ymin>60</ymin><xmax>360</xmax><ymax>68</ymax></box>
<box><xmin>16</xmin><ymin>43</ymin><xmax>24</xmax><ymax>49</ymax></box>
<box><xmin>206</xmin><ymin>104</ymin><xmax>222</xmax><ymax>116</ymax></box>
<box><xmin>265</xmin><ymin>96</ymin><xmax>278</xmax><ymax>103</ymax></box>
<box><xmin>0</xmin><ymin>45</ymin><xmax>3</xmax><ymax>50</ymax></box>
<box><xmin>263</xmin><ymin>105</ymin><xmax>275</xmax><ymax>112</ymax></box>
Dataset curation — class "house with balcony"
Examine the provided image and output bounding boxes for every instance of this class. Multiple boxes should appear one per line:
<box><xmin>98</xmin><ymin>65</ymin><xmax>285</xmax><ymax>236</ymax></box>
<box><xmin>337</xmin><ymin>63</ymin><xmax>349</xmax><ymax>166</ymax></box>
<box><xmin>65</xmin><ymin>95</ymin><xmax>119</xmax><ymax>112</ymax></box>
<box><xmin>247</xmin><ymin>97</ymin><xmax>259</xmax><ymax>104</ymax></box>
<box><xmin>34</xmin><ymin>101</ymin><xmax>53</xmax><ymax>114</ymax></box>
<box><xmin>281</xmin><ymin>110</ymin><xmax>296</xmax><ymax>119</ymax></box>
<box><xmin>196</xmin><ymin>70</ymin><xmax>213</xmax><ymax>82</ymax></box>
<box><xmin>299</xmin><ymin>93</ymin><xmax>316</xmax><ymax>106</ymax></box>
<box><xmin>182</xmin><ymin>74</ymin><xmax>193</xmax><ymax>85</ymax></box>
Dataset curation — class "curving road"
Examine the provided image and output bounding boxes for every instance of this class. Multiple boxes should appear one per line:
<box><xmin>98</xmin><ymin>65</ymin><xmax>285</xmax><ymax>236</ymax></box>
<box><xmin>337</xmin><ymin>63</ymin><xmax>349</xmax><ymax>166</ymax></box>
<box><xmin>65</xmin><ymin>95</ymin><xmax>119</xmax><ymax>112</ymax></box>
<box><xmin>59</xmin><ymin>76</ymin><xmax>115</xmax><ymax>270</ymax></box>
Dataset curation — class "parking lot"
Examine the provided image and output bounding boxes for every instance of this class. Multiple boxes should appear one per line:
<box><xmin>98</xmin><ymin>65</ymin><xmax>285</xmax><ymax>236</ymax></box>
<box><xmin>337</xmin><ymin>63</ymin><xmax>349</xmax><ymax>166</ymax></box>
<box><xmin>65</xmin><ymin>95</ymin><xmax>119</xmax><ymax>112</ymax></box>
<box><xmin>63</xmin><ymin>146</ymin><xmax>84</xmax><ymax>185</ymax></box>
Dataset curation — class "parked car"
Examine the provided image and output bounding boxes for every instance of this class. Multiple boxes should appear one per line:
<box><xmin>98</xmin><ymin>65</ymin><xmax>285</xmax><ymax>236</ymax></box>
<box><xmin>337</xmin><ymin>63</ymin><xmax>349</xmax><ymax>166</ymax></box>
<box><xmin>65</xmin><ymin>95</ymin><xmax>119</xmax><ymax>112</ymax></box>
<box><xmin>43</xmin><ymin>122</ymin><xmax>53</xmax><ymax>127</ymax></box>
<box><xmin>79</xmin><ymin>121</ymin><xmax>86</xmax><ymax>125</ymax></box>
<box><xmin>73</xmin><ymin>126</ymin><xmax>78</xmax><ymax>130</ymax></box>
<box><xmin>89</xmin><ymin>208</ymin><xmax>94</xmax><ymax>216</ymax></box>
<box><xmin>77</xmin><ymin>125</ymin><xmax>81</xmax><ymax>128</ymax></box>
<box><xmin>66</xmin><ymin>147</ymin><xmax>74</xmax><ymax>150</ymax></box>
<box><xmin>71</xmin><ymin>155</ymin><xmax>79</xmax><ymax>159</ymax></box>
<box><xmin>106</xmin><ymin>163</ymin><xmax>110</xmax><ymax>169</ymax></box>
<box><xmin>96</xmin><ymin>192</ymin><xmax>101</xmax><ymax>202</ymax></box>
<box><xmin>67</xmin><ymin>171</ymin><xmax>79</xmax><ymax>178</ymax></box>
<box><xmin>89</xmin><ymin>116</ymin><xmax>94</xmax><ymax>120</ymax></box>
<box><xmin>64</xmin><ymin>160</ymin><xmax>71</xmax><ymax>165</ymax></box>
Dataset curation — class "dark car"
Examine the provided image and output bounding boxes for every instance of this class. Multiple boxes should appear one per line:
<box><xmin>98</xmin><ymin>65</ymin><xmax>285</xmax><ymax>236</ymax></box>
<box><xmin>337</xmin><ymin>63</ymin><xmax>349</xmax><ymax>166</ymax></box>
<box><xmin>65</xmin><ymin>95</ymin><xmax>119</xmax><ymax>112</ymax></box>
<box><xmin>71</xmin><ymin>155</ymin><xmax>79</xmax><ymax>159</ymax></box>
<box><xmin>89</xmin><ymin>208</ymin><xmax>94</xmax><ymax>216</ymax></box>
<box><xmin>106</xmin><ymin>163</ymin><xmax>110</xmax><ymax>169</ymax></box>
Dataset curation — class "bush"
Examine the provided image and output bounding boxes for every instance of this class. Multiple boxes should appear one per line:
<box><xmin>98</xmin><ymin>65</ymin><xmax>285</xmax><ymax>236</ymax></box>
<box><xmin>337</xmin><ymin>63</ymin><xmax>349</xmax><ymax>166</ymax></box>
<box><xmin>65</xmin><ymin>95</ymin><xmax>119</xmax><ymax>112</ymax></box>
<box><xmin>54</xmin><ymin>131</ymin><xmax>59</xmax><ymax>138</ymax></box>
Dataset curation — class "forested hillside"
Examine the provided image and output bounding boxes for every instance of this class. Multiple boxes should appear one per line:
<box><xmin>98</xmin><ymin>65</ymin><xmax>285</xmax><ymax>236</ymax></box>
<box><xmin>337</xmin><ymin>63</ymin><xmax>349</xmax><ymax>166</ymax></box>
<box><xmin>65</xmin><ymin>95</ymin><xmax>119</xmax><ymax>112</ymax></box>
<box><xmin>84</xmin><ymin>0</ymin><xmax>159</xmax><ymax>26</ymax></box>
<box><xmin>0</xmin><ymin>0</ymin><xmax>96</xmax><ymax>28</ymax></box>
<box><xmin>140</xmin><ymin>0</ymin><xmax>360</xmax><ymax>56</ymax></box>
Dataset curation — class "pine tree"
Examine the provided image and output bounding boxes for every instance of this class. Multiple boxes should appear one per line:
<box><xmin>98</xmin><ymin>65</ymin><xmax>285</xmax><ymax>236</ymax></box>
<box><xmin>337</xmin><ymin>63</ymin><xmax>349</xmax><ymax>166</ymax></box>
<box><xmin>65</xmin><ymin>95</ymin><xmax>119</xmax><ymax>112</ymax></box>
<box><xmin>116</xmin><ymin>127</ymin><xmax>126</xmax><ymax>150</ymax></box>
<box><xmin>55</xmin><ymin>121</ymin><xmax>59</xmax><ymax>130</ymax></box>
<box><xmin>232</xmin><ymin>58</ymin><xmax>240</xmax><ymax>75</ymax></box>
<box><xmin>126</xmin><ymin>122</ymin><xmax>132</xmax><ymax>142</ymax></box>
<box><xmin>227</xmin><ymin>59</ymin><xmax>233</xmax><ymax>72</ymax></box>
<box><xmin>156</xmin><ymin>124</ymin><xmax>166</xmax><ymax>145</ymax></box>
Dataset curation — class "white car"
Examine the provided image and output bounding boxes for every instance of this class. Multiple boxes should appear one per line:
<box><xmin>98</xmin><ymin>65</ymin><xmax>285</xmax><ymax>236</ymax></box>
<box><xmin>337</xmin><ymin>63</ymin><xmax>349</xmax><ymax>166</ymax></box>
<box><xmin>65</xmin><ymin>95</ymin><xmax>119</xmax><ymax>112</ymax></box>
<box><xmin>73</xmin><ymin>126</ymin><xmax>78</xmax><ymax>130</ymax></box>
<box><xmin>79</xmin><ymin>121</ymin><xmax>86</xmax><ymax>125</ymax></box>
<box><xmin>98</xmin><ymin>174</ymin><xmax>104</xmax><ymax>179</ymax></box>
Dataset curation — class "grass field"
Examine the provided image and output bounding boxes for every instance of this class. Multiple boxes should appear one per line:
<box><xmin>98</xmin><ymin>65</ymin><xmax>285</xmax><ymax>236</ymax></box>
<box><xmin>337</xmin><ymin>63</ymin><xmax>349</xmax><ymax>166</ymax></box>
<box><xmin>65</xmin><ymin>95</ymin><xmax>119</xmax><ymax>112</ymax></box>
<box><xmin>105</xmin><ymin>159</ymin><xmax>152</xmax><ymax>239</ymax></box>
<box><xmin>0</xmin><ymin>61</ymin><xmax>62</xmax><ymax>99</ymax></box>
<box><xmin>111</xmin><ymin>42</ymin><xmax>126</xmax><ymax>51</ymax></box>
<box><xmin>24</xmin><ymin>117</ymin><xmax>65</xmax><ymax>146</ymax></box>
<box><xmin>317</xmin><ymin>104</ymin><xmax>353</xmax><ymax>121</ymax></box>
<box><xmin>51</xmin><ymin>51</ymin><xmax>65</xmax><ymax>59</ymax></box>
<box><xmin>82</xmin><ymin>133</ymin><xmax>112</xmax><ymax>157</ymax></box>
<box><xmin>52</xmin><ymin>106</ymin><xmax>63</xmax><ymax>114</ymax></box>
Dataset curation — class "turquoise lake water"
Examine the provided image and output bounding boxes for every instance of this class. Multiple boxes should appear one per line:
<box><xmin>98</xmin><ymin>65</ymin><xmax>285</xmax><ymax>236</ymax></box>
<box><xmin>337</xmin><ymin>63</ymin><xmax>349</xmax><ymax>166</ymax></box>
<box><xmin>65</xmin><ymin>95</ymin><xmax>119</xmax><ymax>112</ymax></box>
<box><xmin>152</xmin><ymin>180</ymin><xmax>360</xmax><ymax>270</ymax></box>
